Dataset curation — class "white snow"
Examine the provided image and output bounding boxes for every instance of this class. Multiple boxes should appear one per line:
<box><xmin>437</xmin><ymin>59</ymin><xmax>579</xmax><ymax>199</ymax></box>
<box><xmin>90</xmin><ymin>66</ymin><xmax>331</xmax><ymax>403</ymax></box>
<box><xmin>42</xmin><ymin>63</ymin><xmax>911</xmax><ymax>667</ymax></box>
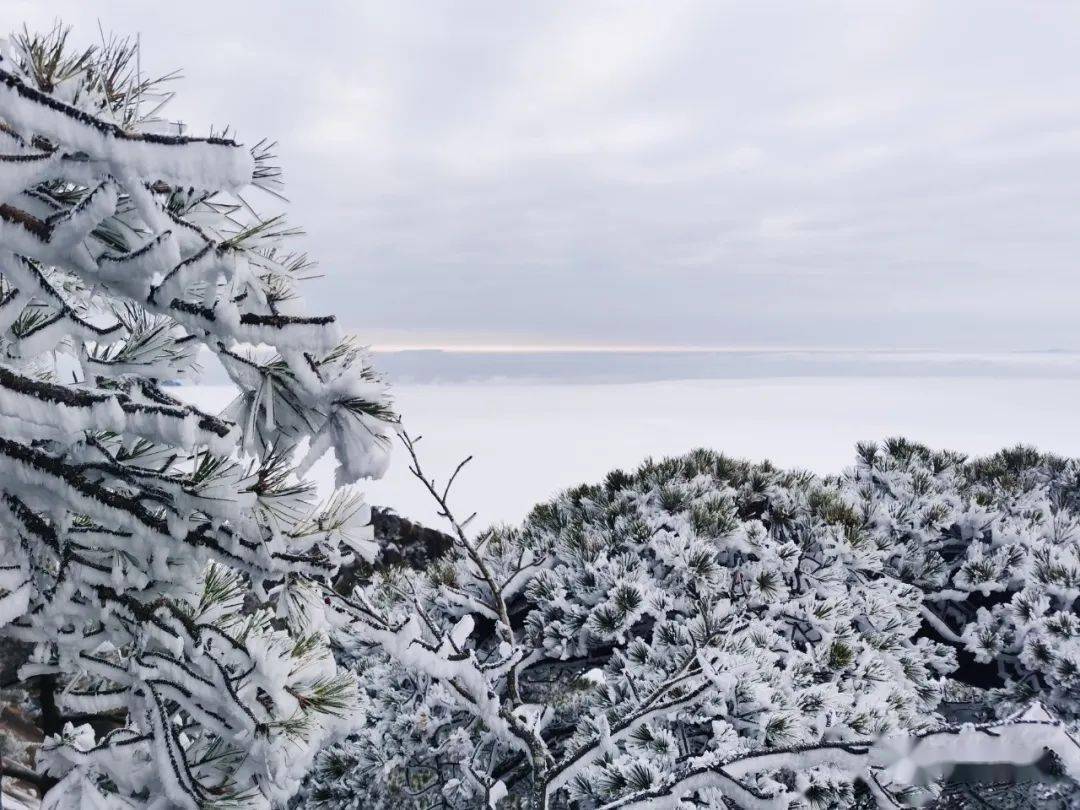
<box><xmin>0</xmin><ymin>71</ymin><xmax>254</xmax><ymax>192</ymax></box>
<box><xmin>177</xmin><ymin>374</ymin><xmax>1080</xmax><ymax>528</ymax></box>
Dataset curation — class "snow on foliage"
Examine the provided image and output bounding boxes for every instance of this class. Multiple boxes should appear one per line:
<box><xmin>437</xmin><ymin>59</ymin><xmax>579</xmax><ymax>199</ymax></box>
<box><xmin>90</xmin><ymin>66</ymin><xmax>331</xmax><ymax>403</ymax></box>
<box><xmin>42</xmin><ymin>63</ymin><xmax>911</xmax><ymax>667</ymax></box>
<box><xmin>308</xmin><ymin>439</ymin><xmax>1080</xmax><ymax>809</ymax></box>
<box><xmin>0</xmin><ymin>25</ymin><xmax>394</xmax><ymax>809</ymax></box>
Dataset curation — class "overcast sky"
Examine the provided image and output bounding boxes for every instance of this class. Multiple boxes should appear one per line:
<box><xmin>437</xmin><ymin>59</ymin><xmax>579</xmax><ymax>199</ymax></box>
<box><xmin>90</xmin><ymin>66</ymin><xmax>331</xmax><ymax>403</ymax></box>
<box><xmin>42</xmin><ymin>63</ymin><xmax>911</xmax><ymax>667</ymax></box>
<box><xmin>11</xmin><ymin>2</ymin><xmax>1080</xmax><ymax>350</ymax></box>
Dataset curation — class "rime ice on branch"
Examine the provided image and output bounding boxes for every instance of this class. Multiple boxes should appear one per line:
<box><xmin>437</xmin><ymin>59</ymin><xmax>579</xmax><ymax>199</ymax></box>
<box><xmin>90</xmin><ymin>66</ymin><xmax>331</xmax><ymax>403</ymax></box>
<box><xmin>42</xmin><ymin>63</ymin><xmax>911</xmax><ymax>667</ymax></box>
<box><xmin>312</xmin><ymin>440</ymin><xmax>1080</xmax><ymax>810</ymax></box>
<box><xmin>0</xmin><ymin>26</ymin><xmax>394</xmax><ymax>809</ymax></box>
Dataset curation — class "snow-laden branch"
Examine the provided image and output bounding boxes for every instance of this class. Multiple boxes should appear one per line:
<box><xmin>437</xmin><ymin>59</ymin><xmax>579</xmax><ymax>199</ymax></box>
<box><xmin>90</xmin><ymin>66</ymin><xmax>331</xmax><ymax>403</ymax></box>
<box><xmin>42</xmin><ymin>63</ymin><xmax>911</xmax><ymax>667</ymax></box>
<box><xmin>0</xmin><ymin>63</ymin><xmax>254</xmax><ymax>191</ymax></box>
<box><xmin>0</xmin><ymin>23</ymin><xmax>396</xmax><ymax>809</ymax></box>
<box><xmin>315</xmin><ymin>441</ymin><xmax>1080</xmax><ymax>809</ymax></box>
<box><xmin>324</xmin><ymin>587</ymin><xmax>538</xmax><ymax>761</ymax></box>
<box><xmin>603</xmin><ymin>703</ymin><xmax>1080</xmax><ymax>810</ymax></box>
<box><xmin>546</xmin><ymin>646</ymin><xmax>714</xmax><ymax>797</ymax></box>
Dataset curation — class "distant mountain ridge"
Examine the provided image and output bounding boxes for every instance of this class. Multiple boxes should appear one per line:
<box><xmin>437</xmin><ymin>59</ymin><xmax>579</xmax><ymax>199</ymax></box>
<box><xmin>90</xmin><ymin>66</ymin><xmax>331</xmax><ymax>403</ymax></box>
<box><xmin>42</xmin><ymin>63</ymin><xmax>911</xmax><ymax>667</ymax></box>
<box><xmin>371</xmin><ymin>348</ymin><xmax>1080</xmax><ymax>385</ymax></box>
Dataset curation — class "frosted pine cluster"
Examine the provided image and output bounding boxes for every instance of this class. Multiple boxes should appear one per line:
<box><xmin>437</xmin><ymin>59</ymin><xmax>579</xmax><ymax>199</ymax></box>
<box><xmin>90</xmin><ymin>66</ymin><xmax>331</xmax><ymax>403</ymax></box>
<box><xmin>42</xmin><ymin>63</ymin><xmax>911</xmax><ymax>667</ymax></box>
<box><xmin>0</xmin><ymin>28</ymin><xmax>394</xmax><ymax>809</ymax></box>
<box><xmin>312</xmin><ymin>440</ymin><xmax>1080</xmax><ymax>809</ymax></box>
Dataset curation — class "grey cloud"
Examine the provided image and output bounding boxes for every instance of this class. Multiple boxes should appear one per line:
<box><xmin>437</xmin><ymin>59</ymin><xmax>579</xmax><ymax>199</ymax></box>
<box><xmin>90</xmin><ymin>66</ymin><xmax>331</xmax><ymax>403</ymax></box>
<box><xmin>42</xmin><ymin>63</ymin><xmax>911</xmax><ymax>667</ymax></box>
<box><xmin>8</xmin><ymin>1</ymin><xmax>1080</xmax><ymax>349</ymax></box>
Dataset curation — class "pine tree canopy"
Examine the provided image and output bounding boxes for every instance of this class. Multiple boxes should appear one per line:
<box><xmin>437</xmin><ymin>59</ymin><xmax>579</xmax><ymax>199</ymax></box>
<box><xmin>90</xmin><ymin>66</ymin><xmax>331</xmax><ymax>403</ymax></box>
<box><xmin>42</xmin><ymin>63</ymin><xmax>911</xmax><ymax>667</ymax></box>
<box><xmin>311</xmin><ymin>439</ymin><xmax>1080</xmax><ymax>810</ymax></box>
<box><xmin>0</xmin><ymin>25</ymin><xmax>394</xmax><ymax>809</ymax></box>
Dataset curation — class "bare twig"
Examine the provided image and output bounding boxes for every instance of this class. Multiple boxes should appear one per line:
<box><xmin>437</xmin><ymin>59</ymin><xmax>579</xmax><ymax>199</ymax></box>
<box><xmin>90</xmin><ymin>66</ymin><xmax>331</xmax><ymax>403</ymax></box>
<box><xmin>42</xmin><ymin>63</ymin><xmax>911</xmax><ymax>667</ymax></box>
<box><xmin>399</xmin><ymin>432</ymin><xmax>524</xmax><ymax>705</ymax></box>
<box><xmin>397</xmin><ymin>431</ymin><xmax>559</xmax><ymax>805</ymax></box>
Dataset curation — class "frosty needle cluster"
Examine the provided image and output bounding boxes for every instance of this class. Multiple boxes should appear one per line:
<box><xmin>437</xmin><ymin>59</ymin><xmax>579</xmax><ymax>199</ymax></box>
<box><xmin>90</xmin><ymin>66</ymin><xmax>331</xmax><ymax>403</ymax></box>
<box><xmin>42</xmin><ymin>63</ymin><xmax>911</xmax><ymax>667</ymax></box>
<box><xmin>314</xmin><ymin>440</ymin><xmax>1080</xmax><ymax>809</ymax></box>
<box><xmin>0</xmin><ymin>27</ymin><xmax>394</xmax><ymax>809</ymax></box>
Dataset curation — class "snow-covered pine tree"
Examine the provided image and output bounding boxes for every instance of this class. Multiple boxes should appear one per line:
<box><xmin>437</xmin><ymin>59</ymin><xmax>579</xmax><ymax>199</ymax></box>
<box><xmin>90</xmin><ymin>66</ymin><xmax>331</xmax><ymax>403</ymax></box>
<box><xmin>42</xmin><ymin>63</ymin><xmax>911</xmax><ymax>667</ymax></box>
<box><xmin>0</xmin><ymin>25</ymin><xmax>394</xmax><ymax>808</ymax></box>
<box><xmin>310</xmin><ymin>438</ymin><xmax>1080</xmax><ymax>809</ymax></box>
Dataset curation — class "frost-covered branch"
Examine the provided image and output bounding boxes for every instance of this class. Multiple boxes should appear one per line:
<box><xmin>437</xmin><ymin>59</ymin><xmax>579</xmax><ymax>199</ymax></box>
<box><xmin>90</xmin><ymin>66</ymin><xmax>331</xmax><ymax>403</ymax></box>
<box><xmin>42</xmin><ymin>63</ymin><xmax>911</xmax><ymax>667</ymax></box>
<box><xmin>0</xmin><ymin>22</ymin><xmax>395</xmax><ymax>809</ymax></box>
<box><xmin>322</xmin><ymin>437</ymin><xmax>557</xmax><ymax>806</ymax></box>
<box><xmin>604</xmin><ymin>703</ymin><xmax>1080</xmax><ymax>809</ymax></box>
<box><xmin>400</xmin><ymin>432</ymin><xmax>529</xmax><ymax>707</ymax></box>
<box><xmin>313</xmin><ymin>441</ymin><xmax>1080</xmax><ymax>809</ymax></box>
